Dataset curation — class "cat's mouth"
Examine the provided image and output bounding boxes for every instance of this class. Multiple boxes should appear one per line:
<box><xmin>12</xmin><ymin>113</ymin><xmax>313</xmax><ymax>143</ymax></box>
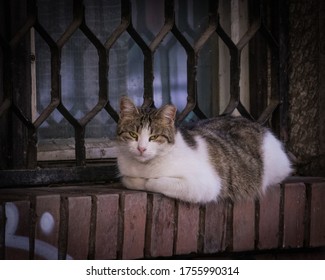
<box><xmin>134</xmin><ymin>152</ymin><xmax>153</xmax><ymax>163</ymax></box>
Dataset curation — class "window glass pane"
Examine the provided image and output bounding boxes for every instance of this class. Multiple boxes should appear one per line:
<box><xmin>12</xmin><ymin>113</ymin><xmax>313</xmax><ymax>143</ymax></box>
<box><xmin>37</xmin><ymin>0</ymin><xmax>73</xmax><ymax>41</ymax></box>
<box><xmin>132</xmin><ymin>0</ymin><xmax>164</xmax><ymax>43</ymax></box>
<box><xmin>108</xmin><ymin>32</ymin><xmax>144</xmax><ymax>109</ymax></box>
<box><xmin>153</xmin><ymin>33</ymin><xmax>187</xmax><ymax>110</ymax></box>
<box><xmin>85</xmin><ymin>0</ymin><xmax>121</xmax><ymax>43</ymax></box>
<box><xmin>38</xmin><ymin>109</ymin><xmax>74</xmax><ymax>139</ymax></box>
<box><xmin>35</xmin><ymin>32</ymin><xmax>51</xmax><ymax>121</ymax></box>
<box><xmin>197</xmin><ymin>34</ymin><xmax>219</xmax><ymax>117</ymax></box>
<box><xmin>61</xmin><ymin>29</ymin><xmax>99</xmax><ymax>119</ymax></box>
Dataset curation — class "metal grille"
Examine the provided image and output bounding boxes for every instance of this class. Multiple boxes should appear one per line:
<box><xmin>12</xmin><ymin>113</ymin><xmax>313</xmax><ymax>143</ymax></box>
<box><xmin>0</xmin><ymin>0</ymin><xmax>288</xmax><ymax>185</ymax></box>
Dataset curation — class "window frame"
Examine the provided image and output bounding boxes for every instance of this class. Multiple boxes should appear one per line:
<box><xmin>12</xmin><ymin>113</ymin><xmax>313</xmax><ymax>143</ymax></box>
<box><xmin>0</xmin><ymin>0</ymin><xmax>289</xmax><ymax>187</ymax></box>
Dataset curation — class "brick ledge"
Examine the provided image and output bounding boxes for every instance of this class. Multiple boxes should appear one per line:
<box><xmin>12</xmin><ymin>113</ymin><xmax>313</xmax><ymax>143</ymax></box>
<box><xmin>0</xmin><ymin>177</ymin><xmax>324</xmax><ymax>259</ymax></box>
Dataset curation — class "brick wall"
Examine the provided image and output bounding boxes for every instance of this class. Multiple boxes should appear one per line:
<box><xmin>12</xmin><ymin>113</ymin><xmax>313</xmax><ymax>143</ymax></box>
<box><xmin>0</xmin><ymin>178</ymin><xmax>324</xmax><ymax>259</ymax></box>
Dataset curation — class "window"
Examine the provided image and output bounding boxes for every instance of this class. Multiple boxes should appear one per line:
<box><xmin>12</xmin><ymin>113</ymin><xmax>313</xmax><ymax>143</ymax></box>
<box><xmin>0</xmin><ymin>0</ymin><xmax>288</xmax><ymax>185</ymax></box>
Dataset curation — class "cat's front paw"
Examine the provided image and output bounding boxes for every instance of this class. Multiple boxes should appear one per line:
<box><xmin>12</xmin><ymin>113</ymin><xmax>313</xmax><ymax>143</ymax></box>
<box><xmin>121</xmin><ymin>176</ymin><xmax>147</xmax><ymax>190</ymax></box>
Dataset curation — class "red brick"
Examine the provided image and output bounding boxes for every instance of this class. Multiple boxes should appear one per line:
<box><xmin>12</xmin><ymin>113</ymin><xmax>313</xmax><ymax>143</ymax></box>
<box><xmin>310</xmin><ymin>183</ymin><xmax>325</xmax><ymax>247</ymax></box>
<box><xmin>67</xmin><ymin>196</ymin><xmax>92</xmax><ymax>259</ymax></box>
<box><xmin>283</xmin><ymin>183</ymin><xmax>306</xmax><ymax>248</ymax></box>
<box><xmin>94</xmin><ymin>194</ymin><xmax>119</xmax><ymax>259</ymax></box>
<box><xmin>233</xmin><ymin>199</ymin><xmax>255</xmax><ymax>252</ymax></box>
<box><xmin>258</xmin><ymin>185</ymin><xmax>281</xmax><ymax>249</ymax></box>
<box><xmin>175</xmin><ymin>201</ymin><xmax>200</xmax><ymax>255</ymax></box>
<box><xmin>35</xmin><ymin>195</ymin><xmax>61</xmax><ymax>259</ymax></box>
<box><xmin>145</xmin><ymin>194</ymin><xmax>175</xmax><ymax>258</ymax></box>
<box><xmin>5</xmin><ymin>200</ymin><xmax>30</xmax><ymax>259</ymax></box>
<box><xmin>203</xmin><ymin>201</ymin><xmax>228</xmax><ymax>253</ymax></box>
<box><xmin>121</xmin><ymin>192</ymin><xmax>147</xmax><ymax>259</ymax></box>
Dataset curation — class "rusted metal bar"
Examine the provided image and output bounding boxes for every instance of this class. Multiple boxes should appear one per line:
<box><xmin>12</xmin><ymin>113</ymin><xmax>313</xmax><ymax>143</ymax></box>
<box><xmin>237</xmin><ymin>101</ymin><xmax>255</xmax><ymax>121</ymax></box>
<box><xmin>236</xmin><ymin>19</ymin><xmax>261</xmax><ymax>51</ymax></box>
<box><xmin>55</xmin><ymin>0</ymin><xmax>86</xmax><ymax>166</ymax></box>
<box><xmin>127</xmin><ymin>24</ymin><xmax>153</xmax><ymax>108</ymax></box>
<box><xmin>174</xmin><ymin>32</ymin><xmax>196</xmax><ymax>121</ymax></box>
<box><xmin>149</xmin><ymin>0</ymin><xmax>174</xmax><ymax>52</ymax></box>
<box><xmin>9</xmin><ymin>17</ymin><xmax>35</xmax><ymax>48</ymax></box>
<box><xmin>104</xmin><ymin>21</ymin><xmax>129</xmax><ymax>50</ymax></box>
<box><xmin>11</xmin><ymin>104</ymin><xmax>33</xmax><ymax>130</ymax></box>
<box><xmin>194</xmin><ymin>24</ymin><xmax>217</xmax><ymax>54</ymax></box>
<box><xmin>32</xmin><ymin>21</ymin><xmax>60</xmax><ymax>129</ymax></box>
<box><xmin>9</xmin><ymin>0</ymin><xmax>36</xmax><ymax>49</ymax></box>
<box><xmin>27</xmin><ymin>126</ymin><xmax>37</xmax><ymax>169</ymax></box>
<box><xmin>194</xmin><ymin>0</ymin><xmax>218</xmax><ymax>53</ymax></box>
<box><xmin>104</xmin><ymin>0</ymin><xmax>131</xmax><ymax>50</ymax></box>
<box><xmin>216</xmin><ymin>20</ymin><xmax>240</xmax><ymax>116</ymax></box>
<box><xmin>105</xmin><ymin>102</ymin><xmax>120</xmax><ymax>123</ymax></box>
<box><xmin>104</xmin><ymin>1</ymin><xmax>130</xmax><ymax>120</ymax></box>
<box><xmin>142</xmin><ymin>0</ymin><xmax>175</xmax><ymax>109</ymax></box>
<box><xmin>56</xmin><ymin>103</ymin><xmax>80</xmax><ymax>128</ymax></box>
<box><xmin>0</xmin><ymin>98</ymin><xmax>11</xmax><ymax>118</ymax></box>
<box><xmin>222</xmin><ymin>48</ymin><xmax>241</xmax><ymax>116</ymax></box>
<box><xmin>188</xmin><ymin>0</ymin><xmax>219</xmax><ymax>121</ymax></box>
<box><xmin>0</xmin><ymin>5</ymin><xmax>13</xmax><ymax>169</ymax></box>
<box><xmin>79</xmin><ymin>22</ymin><xmax>108</xmax><ymax>127</ymax></box>
<box><xmin>75</xmin><ymin>126</ymin><xmax>86</xmax><ymax>166</ymax></box>
<box><xmin>57</xmin><ymin>0</ymin><xmax>84</xmax><ymax>48</ymax></box>
<box><xmin>257</xmin><ymin>98</ymin><xmax>280</xmax><ymax>125</ymax></box>
<box><xmin>260</xmin><ymin>22</ymin><xmax>279</xmax><ymax>54</ymax></box>
<box><xmin>171</xmin><ymin>22</ymin><xmax>196</xmax><ymax>122</ymax></box>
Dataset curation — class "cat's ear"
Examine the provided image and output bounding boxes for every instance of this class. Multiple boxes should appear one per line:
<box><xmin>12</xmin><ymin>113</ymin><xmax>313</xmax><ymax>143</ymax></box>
<box><xmin>159</xmin><ymin>104</ymin><xmax>177</xmax><ymax>125</ymax></box>
<box><xmin>120</xmin><ymin>96</ymin><xmax>138</xmax><ymax>119</ymax></box>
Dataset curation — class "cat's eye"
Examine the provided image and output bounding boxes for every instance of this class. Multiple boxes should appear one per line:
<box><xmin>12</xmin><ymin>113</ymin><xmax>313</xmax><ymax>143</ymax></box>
<box><xmin>149</xmin><ymin>135</ymin><xmax>159</xmax><ymax>141</ymax></box>
<box><xmin>129</xmin><ymin>131</ymin><xmax>138</xmax><ymax>140</ymax></box>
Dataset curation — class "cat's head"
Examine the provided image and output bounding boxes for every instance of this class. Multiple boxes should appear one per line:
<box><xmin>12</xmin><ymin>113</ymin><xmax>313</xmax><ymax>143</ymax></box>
<box><xmin>117</xmin><ymin>96</ymin><xmax>177</xmax><ymax>162</ymax></box>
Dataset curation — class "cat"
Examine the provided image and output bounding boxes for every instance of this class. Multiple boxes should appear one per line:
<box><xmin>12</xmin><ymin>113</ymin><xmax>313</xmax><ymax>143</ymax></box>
<box><xmin>116</xmin><ymin>96</ymin><xmax>292</xmax><ymax>204</ymax></box>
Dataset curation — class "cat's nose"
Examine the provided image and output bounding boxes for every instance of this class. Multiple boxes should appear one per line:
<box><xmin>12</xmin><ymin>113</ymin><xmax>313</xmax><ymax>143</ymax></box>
<box><xmin>137</xmin><ymin>146</ymin><xmax>147</xmax><ymax>154</ymax></box>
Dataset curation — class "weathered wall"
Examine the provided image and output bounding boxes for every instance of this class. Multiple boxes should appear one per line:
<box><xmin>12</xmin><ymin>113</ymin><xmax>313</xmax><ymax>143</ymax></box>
<box><xmin>319</xmin><ymin>1</ymin><xmax>325</xmax><ymax>177</ymax></box>
<box><xmin>288</xmin><ymin>0</ymin><xmax>325</xmax><ymax>176</ymax></box>
<box><xmin>320</xmin><ymin>2</ymin><xmax>325</xmax><ymax>177</ymax></box>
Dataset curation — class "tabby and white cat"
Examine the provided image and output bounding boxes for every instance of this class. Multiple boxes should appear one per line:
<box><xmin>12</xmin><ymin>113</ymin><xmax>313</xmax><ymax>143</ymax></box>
<box><xmin>116</xmin><ymin>96</ymin><xmax>292</xmax><ymax>203</ymax></box>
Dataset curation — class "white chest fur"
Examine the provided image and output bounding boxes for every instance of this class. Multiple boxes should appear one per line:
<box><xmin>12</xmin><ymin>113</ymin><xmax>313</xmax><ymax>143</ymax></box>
<box><xmin>117</xmin><ymin>132</ymin><xmax>222</xmax><ymax>203</ymax></box>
